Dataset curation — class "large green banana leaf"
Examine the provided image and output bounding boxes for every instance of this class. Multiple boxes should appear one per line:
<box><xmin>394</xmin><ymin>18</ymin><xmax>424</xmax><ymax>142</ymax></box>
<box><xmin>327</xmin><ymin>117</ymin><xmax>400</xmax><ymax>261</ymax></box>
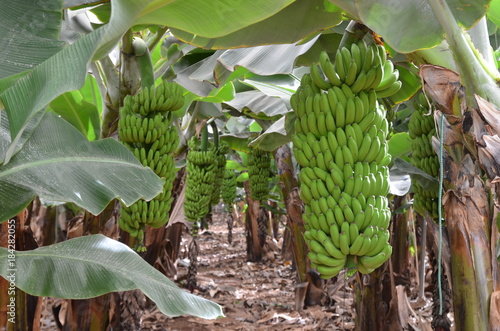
<box><xmin>331</xmin><ymin>0</ymin><xmax>490</xmax><ymax>53</ymax></box>
<box><xmin>0</xmin><ymin>1</ymin><xmax>66</xmax><ymax>80</ymax></box>
<box><xmin>169</xmin><ymin>0</ymin><xmax>342</xmax><ymax>49</ymax></box>
<box><xmin>136</xmin><ymin>0</ymin><xmax>295</xmax><ymax>38</ymax></box>
<box><xmin>0</xmin><ymin>111</ymin><xmax>163</xmax><ymax>222</ymax></box>
<box><xmin>0</xmin><ymin>0</ymin><xmax>299</xmax><ymax>164</ymax></box>
<box><xmin>0</xmin><ymin>234</ymin><xmax>223</xmax><ymax>319</ymax></box>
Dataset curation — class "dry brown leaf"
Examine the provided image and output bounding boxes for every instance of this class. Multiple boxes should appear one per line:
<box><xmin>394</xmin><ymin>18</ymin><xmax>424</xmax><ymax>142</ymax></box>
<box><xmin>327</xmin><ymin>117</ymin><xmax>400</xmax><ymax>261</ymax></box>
<box><xmin>166</xmin><ymin>183</ymin><xmax>190</xmax><ymax>228</ymax></box>
<box><xmin>256</xmin><ymin>310</ymin><xmax>302</xmax><ymax>325</ymax></box>
<box><xmin>476</xmin><ymin>95</ymin><xmax>500</xmax><ymax>135</ymax></box>
<box><xmin>304</xmin><ymin>305</ymin><xmax>333</xmax><ymax>320</ymax></box>
<box><xmin>186</xmin><ymin>317</ymin><xmax>216</xmax><ymax>325</ymax></box>
<box><xmin>66</xmin><ymin>216</ymin><xmax>84</xmax><ymax>239</ymax></box>
<box><xmin>419</xmin><ymin>64</ymin><xmax>461</xmax><ymax>114</ymax></box>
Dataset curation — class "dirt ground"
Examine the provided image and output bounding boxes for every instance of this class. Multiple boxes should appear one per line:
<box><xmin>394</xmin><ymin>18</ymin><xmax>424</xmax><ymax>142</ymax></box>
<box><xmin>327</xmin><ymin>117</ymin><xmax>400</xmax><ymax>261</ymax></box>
<box><xmin>38</xmin><ymin>211</ymin><xmax>443</xmax><ymax>330</ymax></box>
<box><xmin>141</xmin><ymin>213</ymin><xmax>356</xmax><ymax>331</ymax></box>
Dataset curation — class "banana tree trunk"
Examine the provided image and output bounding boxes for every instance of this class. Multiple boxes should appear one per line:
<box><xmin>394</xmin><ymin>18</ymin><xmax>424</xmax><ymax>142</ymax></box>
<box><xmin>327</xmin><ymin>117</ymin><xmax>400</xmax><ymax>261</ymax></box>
<box><xmin>67</xmin><ymin>297</ymin><xmax>111</xmax><ymax>331</ymax></box>
<box><xmin>426</xmin><ymin>215</ymin><xmax>452</xmax><ymax>330</ymax></box>
<box><xmin>144</xmin><ymin>167</ymin><xmax>186</xmax><ymax>277</ymax></box>
<box><xmin>355</xmin><ymin>196</ymin><xmax>409</xmax><ymax>330</ymax></box>
<box><xmin>2</xmin><ymin>209</ymin><xmax>39</xmax><ymax>331</ymax></box>
<box><xmin>421</xmin><ymin>65</ymin><xmax>499</xmax><ymax>331</ymax></box>
<box><xmin>275</xmin><ymin>144</ymin><xmax>326</xmax><ymax>309</ymax></box>
<box><xmin>66</xmin><ymin>207</ymin><xmax>116</xmax><ymax>331</ymax></box>
<box><xmin>391</xmin><ymin>196</ymin><xmax>411</xmax><ymax>277</ymax></box>
<box><xmin>244</xmin><ymin>181</ymin><xmax>262</xmax><ymax>262</ymax></box>
<box><xmin>274</xmin><ymin>145</ymin><xmax>308</xmax><ymax>282</ymax></box>
<box><xmin>442</xmin><ymin>154</ymin><xmax>491</xmax><ymax>331</ymax></box>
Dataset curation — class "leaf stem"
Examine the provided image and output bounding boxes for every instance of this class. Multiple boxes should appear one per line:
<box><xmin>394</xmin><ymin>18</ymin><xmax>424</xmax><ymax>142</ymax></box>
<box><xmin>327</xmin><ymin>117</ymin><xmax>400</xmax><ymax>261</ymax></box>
<box><xmin>121</xmin><ymin>29</ymin><xmax>134</xmax><ymax>55</ymax></box>
<box><xmin>147</xmin><ymin>26</ymin><xmax>169</xmax><ymax>52</ymax></box>
<box><xmin>468</xmin><ymin>17</ymin><xmax>497</xmax><ymax>73</ymax></box>
<box><xmin>201</xmin><ymin>124</ymin><xmax>208</xmax><ymax>152</ymax></box>
<box><xmin>133</xmin><ymin>38</ymin><xmax>155</xmax><ymax>89</ymax></box>
<box><xmin>338</xmin><ymin>21</ymin><xmax>369</xmax><ymax>50</ymax></box>
<box><xmin>427</xmin><ymin>0</ymin><xmax>500</xmax><ymax>108</ymax></box>
<box><xmin>211</xmin><ymin>121</ymin><xmax>219</xmax><ymax>149</ymax></box>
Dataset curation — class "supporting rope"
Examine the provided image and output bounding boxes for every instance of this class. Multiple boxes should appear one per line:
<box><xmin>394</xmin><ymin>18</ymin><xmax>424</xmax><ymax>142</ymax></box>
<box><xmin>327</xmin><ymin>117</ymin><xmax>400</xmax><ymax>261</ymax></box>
<box><xmin>437</xmin><ymin>112</ymin><xmax>445</xmax><ymax>315</ymax></box>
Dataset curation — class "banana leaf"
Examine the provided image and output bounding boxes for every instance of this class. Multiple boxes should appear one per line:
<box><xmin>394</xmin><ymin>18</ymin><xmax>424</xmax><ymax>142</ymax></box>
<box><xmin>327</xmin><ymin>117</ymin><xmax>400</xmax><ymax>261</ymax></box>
<box><xmin>0</xmin><ymin>234</ymin><xmax>223</xmax><ymax>319</ymax></box>
<box><xmin>0</xmin><ymin>111</ymin><xmax>163</xmax><ymax>221</ymax></box>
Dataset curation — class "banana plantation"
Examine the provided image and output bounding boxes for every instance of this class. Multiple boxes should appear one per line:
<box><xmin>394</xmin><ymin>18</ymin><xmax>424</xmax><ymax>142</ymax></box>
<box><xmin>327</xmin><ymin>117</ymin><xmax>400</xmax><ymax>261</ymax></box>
<box><xmin>2</xmin><ymin>0</ymin><xmax>500</xmax><ymax>330</ymax></box>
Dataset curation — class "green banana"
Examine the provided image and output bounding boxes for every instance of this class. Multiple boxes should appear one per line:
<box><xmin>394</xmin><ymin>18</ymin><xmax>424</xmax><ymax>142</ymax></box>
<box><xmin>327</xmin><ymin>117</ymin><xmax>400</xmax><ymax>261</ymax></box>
<box><xmin>310</xmin><ymin>64</ymin><xmax>332</xmax><ymax>90</ymax></box>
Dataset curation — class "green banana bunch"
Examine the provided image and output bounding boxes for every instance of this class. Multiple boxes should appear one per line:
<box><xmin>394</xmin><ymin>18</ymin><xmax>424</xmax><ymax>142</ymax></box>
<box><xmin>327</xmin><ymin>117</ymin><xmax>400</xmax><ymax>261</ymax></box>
<box><xmin>222</xmin><ymin>168</ymin><xmax>238</xmax><ymax>207</ymax></box>
<box><xmin>409</xmin><ymin>93</ymin><xmax>439</xmax><ymax>219</ymax></box>
<box><xmin>117</xmin><ymin>82</ymin><xmax>182</xmax><ymax>248</ymax></box>
<box><xmin>210</xmin><ymin>143</ymin><xmax>230</xmax><ymax>206</ymax></box>
<box><xmin>303</xmin><ymin>41</ymin><xmax>402</xmax><ymax>99</ymax></box>
<box><xmin>291</xmin><ymin>40</ymin><xmax>398</xmax><ymax>278</ymax></box>
<box><xmin>248</xmin><ymin>148</ymin><xmax>271</xmax><ymax>202</ymax></box>
<box><xmin>119</xmin><ymin>82</ymin><xmax>184</xmax><ymax>118</ymax></box>
<box><xmin>184</xmin><ymin>136</ymin><xmax>217</xmax><ymax>234</ymax></box>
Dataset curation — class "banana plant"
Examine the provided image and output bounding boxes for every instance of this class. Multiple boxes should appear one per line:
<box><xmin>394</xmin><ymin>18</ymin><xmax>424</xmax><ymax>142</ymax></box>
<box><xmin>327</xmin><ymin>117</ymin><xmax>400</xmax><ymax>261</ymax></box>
<box><xmin>326</xmin><ymin>0</ymin><xmax>499</xmax><ymax>330</ymax></box>
<box><xmin>0</xmin><ymin>0</ymin><xmax>344</xmax><ymax>329</ymax></box>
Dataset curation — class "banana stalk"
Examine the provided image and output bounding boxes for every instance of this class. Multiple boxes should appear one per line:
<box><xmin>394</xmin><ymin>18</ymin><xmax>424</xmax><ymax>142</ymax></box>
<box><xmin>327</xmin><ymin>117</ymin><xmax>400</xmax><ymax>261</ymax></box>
<box><xmin>133</xmin><ymin>37</ymin><xmax>155</xmax><ymax>90</ymax></box>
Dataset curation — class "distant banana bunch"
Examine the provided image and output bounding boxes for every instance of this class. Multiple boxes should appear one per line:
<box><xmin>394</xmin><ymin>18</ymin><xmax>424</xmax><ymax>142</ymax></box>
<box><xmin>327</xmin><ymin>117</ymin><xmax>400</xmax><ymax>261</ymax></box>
<box><xmin>117</xmin><ymin>82</ymin><xmax>183</xmax><ymax>244</ymax></box>
<box><xmin>409</xmin><ymin>93</ymin><xmax>439</xmax><ymax>219</ymax></box>
<box><xmin>184</xmin><ymin>136</ymin><xmax>217</xmax><ymax>234</ymax></box>
<box><xmin>221</xmin><ymin>168</ymin><xmax>238</xmax><ymax>206</ymax></box>
<box><xmin>210</xmin><ymin>143</ymin><xmax>230</xmax><ymax>206</ymax></box>
<box><xmin>291</xmin><ymin>40</ymin><xmax>399</xmax><ymax>278</ymax></box>
<box><xmin>248</xmin><ymin>148</ymin><xmax>271</xmax><ymax>202</ymax></box>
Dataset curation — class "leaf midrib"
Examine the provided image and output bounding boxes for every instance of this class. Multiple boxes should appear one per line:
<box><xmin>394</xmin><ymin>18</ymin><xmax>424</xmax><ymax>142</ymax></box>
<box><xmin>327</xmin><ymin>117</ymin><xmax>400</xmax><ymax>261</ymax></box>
<box><xmin>1</xmin><ymin>246</ymin><xmax>175</xmax><ymax>288</ymax></box>
<box><xmin>0</xmin><ymin>156</ymin><xmax>144</xmax><ymax>179</ymax></box>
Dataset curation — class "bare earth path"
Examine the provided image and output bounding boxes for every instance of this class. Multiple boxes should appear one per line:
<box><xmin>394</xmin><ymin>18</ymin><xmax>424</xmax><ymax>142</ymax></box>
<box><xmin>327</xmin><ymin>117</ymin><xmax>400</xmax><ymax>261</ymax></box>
<box><xmin>39</xmin><ymin>211</ymin><xmax>438</xmax><ymax>330</ymax></box>
<box><xmin>142</xmin><ymin>212</ymin><xmax>355</xmax><ymax>330</ymax></box>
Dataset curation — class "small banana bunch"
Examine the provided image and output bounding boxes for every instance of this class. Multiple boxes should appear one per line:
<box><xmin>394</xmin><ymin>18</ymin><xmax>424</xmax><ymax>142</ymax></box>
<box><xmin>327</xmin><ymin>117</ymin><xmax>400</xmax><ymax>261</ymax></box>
<box><xmin>248</xmin><ymin>148</ymin><xmax>271</xmax><ymax>202</ymax></box>
<box><xmin>221</xmin><ymin>168</ymin><xmax>238</xmax><ymax>206</ymax></box>
<box><xmin>184</xmin><ymin>137</ymin><xmax>217</xmax><ymax>233</ymax></box>
<box><xmin>210</xmin><ymin>143</ymin><xmax>230</xmax><ymax>206</ymax></box>
<box><xmin>291</xmin><ymin>40</ymin><xmax>399</xmax><ymax>278</ymax></box>
<box><xmin>117</xmin><ymin>82</ymin><xmax>183</xmax><ymax>243</ymax></box>
<box><xmin>409</xmin><ymin>93</ymin><xmax>439</xmax><ymax>219</ymax></box>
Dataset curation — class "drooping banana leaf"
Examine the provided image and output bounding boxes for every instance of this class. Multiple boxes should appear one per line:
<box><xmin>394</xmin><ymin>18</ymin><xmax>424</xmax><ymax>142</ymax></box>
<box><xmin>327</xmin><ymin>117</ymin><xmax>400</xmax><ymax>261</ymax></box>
<box><xmin>0</xmin><ymin>111</ymin><xmax>163</xmax><ymax>222</ymax></box>
<box><xmin>169</xmin><ymin>0</ymin><xmax>342</xmax><ymax>49</ymax></box>
<box><xmin>333</xmin><ymin>0</ymin><xmax>490</xmax><ymax>53</ymax></box>
<box><xmin>48</xmin><ymin>89</ymin><xmax>100</xmax><ymax>140</ymax></box>
<box><xmin>0</xmin><ymin>234</ymin><xmax>224</xmax><ymax>319</ymax></box>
